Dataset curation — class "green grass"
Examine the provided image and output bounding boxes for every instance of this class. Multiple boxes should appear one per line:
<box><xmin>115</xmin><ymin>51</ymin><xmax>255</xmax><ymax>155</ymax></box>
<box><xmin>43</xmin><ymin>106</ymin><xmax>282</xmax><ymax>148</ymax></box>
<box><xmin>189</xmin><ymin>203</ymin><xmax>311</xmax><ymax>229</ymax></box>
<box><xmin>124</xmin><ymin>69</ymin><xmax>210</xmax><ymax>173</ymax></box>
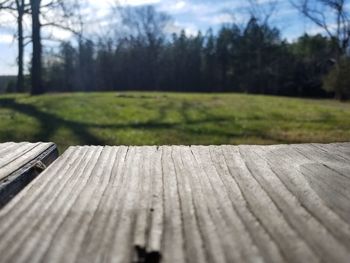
<box><xmin>0</xmin><ymin>92</ymin><xmax>350</xmax><ymax>153</ymax></box>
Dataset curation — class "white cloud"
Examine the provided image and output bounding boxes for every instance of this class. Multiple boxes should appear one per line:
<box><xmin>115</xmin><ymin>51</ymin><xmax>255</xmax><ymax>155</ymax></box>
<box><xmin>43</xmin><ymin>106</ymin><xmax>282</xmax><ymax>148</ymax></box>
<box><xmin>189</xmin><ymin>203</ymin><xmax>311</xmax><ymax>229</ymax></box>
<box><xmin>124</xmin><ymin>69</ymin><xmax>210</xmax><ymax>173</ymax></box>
<box><xmin>0</xmin><ymin>12</ymin><xmax>15</xmax><ymax>26</ymax></box>
<box><xmin>0</xmin><ymin>34</ymin><xmax>15</xmax><ymax>44</ymax></box>
<box><xmin>184</xmin><ymin>24</ymin><xmax>198</xmax><ymax>36</ymax></box>
<box><xmin>164</xmin><ymin>22</ymin><xmax>182</xmax><ymax>34</ymax></box>
<box><xmin>165</xmin><ymin>2</ymin><xmax>212</xmax><ymax>15</ymax></box>
<box><xmin>49</xmin><ymin>28</ymin><xmax>73</xmax><ymax>41</ymax></box>
<box><xmin>123</xmin><ymin>0</ymin><xmax>161</xmax><ymax>6</ymax></box>
<box><xmin>200</xmin><ymin>13</ymin><xmax>235</xmax><ymax>25</ymax></box>
<box><xmin>164</xmin><ymin>20</ymin><xmax>198</xmax><ymax>36</ymax></box>
<box><xmin>173</xmin><ymin>1</ymin><xmax>186</xmax><ymax>10</ymax></box>
<box><xmin>0</xmin><ymin>43</ymin><xmax>17</xmax><ymax>75</ymax></box>
<box><xmin>88</xmin><ymin>0</ymin><xmax>161</xmax><ymax>8</ymax></box>
<box><xmin>162</xmin><ymin>0</ymin><xmax>187</xmax><ymax>13</ymax></box>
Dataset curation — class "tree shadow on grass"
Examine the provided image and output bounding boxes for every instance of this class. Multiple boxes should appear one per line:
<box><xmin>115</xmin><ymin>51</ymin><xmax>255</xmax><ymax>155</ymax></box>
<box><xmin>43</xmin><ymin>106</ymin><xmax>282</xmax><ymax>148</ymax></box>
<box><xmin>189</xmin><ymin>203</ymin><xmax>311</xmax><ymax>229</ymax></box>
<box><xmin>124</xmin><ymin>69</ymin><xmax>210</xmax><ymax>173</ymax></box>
<box><xmin>0</xmin><ymin>98</ymin><xmax>107</xmax><ymax>146</ymax></box>
<box><xmin>0</xmin><ymin>98</ymin><xmax>284</xmax><ymax>148</ymax></box>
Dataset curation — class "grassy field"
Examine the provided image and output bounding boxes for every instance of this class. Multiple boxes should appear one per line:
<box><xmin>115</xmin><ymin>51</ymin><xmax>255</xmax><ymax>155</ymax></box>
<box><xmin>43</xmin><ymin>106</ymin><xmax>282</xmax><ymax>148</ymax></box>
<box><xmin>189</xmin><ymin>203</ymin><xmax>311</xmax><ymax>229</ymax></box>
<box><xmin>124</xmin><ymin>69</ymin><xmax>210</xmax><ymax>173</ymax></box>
<box><xmin>0</xmin><ymin>92</ymin><xmax>350</xmax><ymax>153</ymax></box>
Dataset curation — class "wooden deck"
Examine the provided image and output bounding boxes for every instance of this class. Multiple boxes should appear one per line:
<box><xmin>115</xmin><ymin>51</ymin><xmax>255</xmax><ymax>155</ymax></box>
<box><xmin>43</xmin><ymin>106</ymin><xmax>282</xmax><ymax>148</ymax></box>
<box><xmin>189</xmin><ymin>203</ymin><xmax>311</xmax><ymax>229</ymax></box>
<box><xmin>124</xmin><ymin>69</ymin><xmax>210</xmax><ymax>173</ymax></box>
<box><xmin>0</xmin><ymin>143</ymin><xmax>349</xmax><ymax>263</ymax></box>
<box><xmin>0</xmin><ymin>142</ymin><xmax>58</xmax><ymax>207</ymax></box>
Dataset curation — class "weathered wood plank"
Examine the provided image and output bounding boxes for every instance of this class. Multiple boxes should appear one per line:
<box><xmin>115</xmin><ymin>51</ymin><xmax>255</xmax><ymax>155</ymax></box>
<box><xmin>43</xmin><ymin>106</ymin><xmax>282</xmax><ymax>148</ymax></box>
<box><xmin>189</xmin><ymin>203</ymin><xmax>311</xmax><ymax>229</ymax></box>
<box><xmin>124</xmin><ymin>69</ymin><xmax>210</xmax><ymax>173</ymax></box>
<box><xmin>238</xmin><ymin>145</ymin><xmax>349</xmax><ymax>262</ymax></box>
<box><xmin>222</xmin><ymin>145</ymin><xmax>318</xmax><ymax>263</ymax></box>
<box><xmin>0</xmin><ymin>143</ymin><xmax>349</xmax><ymax>263</ymax></box>
<box><xmin>0</xmin><ymin>142</ymin><xmax>58</xmax><ymax>207</ymax></box>
<box><xmin>256</xmin><ymin>144</ymin><xmax>350</xmax><ymax>248</ymax></box>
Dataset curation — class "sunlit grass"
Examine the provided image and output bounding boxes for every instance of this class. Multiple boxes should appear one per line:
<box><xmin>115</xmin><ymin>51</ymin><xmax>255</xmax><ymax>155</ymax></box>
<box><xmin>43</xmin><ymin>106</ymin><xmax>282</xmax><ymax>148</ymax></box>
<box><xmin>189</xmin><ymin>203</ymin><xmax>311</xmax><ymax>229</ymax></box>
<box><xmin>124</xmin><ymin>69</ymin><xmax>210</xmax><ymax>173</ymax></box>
<box><xmin>0</xmin><ymin>92</ymin><xmax>349</xmax><ymax>153</ymax></box>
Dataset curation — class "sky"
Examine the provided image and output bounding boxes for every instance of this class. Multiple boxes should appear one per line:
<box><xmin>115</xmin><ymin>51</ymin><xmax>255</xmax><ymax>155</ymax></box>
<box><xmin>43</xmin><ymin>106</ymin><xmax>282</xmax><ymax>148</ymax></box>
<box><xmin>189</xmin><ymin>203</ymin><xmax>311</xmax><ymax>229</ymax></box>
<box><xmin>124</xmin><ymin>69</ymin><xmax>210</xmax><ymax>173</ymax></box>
<box><xmin>0</xmin><ymin>0</ymin><xmax>324</xmax><ymax>75</ymax></box>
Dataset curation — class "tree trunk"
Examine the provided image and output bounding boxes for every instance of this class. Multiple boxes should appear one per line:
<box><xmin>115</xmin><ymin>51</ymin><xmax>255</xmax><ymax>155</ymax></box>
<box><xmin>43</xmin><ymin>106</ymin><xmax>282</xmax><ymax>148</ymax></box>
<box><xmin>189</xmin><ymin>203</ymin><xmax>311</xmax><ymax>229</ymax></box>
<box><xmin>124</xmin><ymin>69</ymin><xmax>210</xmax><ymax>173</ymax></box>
<box><xmin>30</xmin><ymin>0</ymin><xmax>43</xmax><ymax>95</ymax></box>
<box><xmin>16</xmin><ymin>0</ymin><xmax>24</xmax><ymax>93</ymax></box>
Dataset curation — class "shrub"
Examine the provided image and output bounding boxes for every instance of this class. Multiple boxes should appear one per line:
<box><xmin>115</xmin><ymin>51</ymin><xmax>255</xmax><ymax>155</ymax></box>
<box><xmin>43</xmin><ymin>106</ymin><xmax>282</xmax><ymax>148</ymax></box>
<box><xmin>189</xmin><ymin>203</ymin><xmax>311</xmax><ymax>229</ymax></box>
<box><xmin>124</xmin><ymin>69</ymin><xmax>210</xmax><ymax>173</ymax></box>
<box><xmin>323</xmin><ymin>57</ymin><xmax>350</xmax><ymax>100</ymax></box>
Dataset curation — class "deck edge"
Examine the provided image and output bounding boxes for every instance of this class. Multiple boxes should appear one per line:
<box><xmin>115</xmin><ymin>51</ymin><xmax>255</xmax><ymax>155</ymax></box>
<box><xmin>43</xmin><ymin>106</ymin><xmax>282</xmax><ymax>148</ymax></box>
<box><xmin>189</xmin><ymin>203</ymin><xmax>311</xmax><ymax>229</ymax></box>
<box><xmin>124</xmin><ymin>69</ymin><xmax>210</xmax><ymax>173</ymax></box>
<box><xmin>0</xmin><ymin>143</ymin><xmax>59</xmax><ymax>208</ymax></box>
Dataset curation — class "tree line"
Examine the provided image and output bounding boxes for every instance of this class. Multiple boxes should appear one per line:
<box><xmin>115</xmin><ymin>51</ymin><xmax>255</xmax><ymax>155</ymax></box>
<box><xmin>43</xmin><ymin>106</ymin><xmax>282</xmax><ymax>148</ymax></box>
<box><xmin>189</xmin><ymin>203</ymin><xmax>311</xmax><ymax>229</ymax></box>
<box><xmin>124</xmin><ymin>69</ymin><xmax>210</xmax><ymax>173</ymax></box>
<box><xmin>1</xmin><ymin>0</ymin><xmax>350</xmax><ymax>99</ymax></box>
<box><xmin>43</xmin><ymin>6</ymin><xmax>339</xmax><ymax>98</ymax></box>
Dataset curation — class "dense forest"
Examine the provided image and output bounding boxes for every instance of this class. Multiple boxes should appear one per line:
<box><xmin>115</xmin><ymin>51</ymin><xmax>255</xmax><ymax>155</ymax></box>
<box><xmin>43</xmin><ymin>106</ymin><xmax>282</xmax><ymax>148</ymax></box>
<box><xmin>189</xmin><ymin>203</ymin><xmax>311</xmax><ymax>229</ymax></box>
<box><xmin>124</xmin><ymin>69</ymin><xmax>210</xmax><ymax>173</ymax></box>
<box><xmin>0</xmin><ymin>76</ymin><xmax>16</xmax><ymax>93</ymax></box>
<box><xmin>1</xmin><ymin>2</ymin><xmax>350</xmax><ymax>99</ymax></box>
<box><xmin>43</xmin><ymin>14</ymin><xmax>337</xmax><ymax>97</ymax></box>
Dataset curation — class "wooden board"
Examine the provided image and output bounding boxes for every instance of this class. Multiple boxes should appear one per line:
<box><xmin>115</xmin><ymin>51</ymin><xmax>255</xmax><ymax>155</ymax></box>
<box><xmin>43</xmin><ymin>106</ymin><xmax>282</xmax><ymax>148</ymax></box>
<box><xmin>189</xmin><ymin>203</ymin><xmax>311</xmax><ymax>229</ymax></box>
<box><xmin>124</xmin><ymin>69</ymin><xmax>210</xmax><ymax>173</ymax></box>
<box><xmin>0</xmin><ymin>143</ymin><xmax>349</xmax><ymax>263</ymax></box>
<box><xmin>0</xmin><ymin>142</ymin><xmax>58</xmax><ymax>207</ymax></box>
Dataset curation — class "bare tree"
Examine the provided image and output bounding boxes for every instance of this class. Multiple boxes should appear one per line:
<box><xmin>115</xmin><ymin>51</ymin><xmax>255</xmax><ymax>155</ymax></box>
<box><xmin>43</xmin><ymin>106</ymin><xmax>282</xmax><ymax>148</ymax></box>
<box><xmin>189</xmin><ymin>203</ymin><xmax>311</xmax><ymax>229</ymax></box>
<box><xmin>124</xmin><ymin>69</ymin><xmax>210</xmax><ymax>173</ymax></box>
<box><xmin>30</xmin><ymin>0</ymin><xmax>84</xmax><ymax>95</ymax></box>
<box><xmin>15</xmin><ymin>0</ymin><xmax>27</xmax><ymax>92</ymax></box>
<box><xmin>115</xmin><ymin>4</ymin><xmax>171</xmax><ymax>88</ymax></box>
<box><xmin>246</xmin><ymin>0</ymin><xmax>280</xmax><ymax>94</ymax></box>
<box><xmin>0</xmin><ymin>0</ymin><xmax>29</xmax><ymax>92</ymax></box>
<box><xmin>248</xmin><ymin>0</ymin><xmax>279</xmax><ymax>25</ymax></box>
<box><xmin>292</xmin><ymin>0</ymin><xmax>350</xmax><ymax>59</ymax></box>
<box><xmin>30</xmin><ymin>0</ymin><xmax>42</xmax><ymax>94</ymax></box>
<box><xmin>0</xmin><ymin>0</ymin><xmax>82</xmax><ymax>94</ymax></box>
<box><xmin>291</xmin><ymin>0</ymin><xmax>350</xmax><ymax>99</ymax></box>
<box><xmin>117</xmin><ymin>5</ymin><xmax>170</xmax><ymax>45</ymax></box>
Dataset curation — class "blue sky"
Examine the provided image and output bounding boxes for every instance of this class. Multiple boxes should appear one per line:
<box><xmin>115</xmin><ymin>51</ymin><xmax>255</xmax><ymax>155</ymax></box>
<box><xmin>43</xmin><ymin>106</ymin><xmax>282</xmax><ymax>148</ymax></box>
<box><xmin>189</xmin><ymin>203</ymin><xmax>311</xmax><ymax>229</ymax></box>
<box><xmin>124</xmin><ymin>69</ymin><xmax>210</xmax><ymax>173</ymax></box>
<box><xmin>0</xmin><ymin>0</ymin><xmax>323</xmax><ymax>75</ymax></box>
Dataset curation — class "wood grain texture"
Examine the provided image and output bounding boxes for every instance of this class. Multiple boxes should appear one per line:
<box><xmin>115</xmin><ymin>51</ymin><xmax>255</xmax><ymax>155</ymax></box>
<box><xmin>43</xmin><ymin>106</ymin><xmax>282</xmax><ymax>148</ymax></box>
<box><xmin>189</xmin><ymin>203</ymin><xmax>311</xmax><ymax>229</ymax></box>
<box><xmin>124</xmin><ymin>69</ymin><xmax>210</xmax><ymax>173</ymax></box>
<box><xmin>0</xmin><ymin>142</ymin><xmax>58</xmax><ymax>207</ymax></box>
<box><xmin>0</xmin><ymin>143</ymin><xmax>349</xmax><ymax>263</ymax></box>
